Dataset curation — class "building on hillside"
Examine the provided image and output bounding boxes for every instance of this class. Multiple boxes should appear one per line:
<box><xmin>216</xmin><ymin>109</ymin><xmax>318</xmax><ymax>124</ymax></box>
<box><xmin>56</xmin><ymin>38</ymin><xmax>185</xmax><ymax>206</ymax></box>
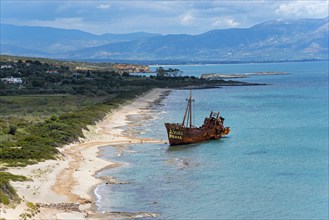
<box><xmin>46</xmin><ymin>70</ymin><xmax>59</xmax><ymax>74</ymax></box>
<box><xmin>1</xmin><ymin>65</ymin><xmax>13</xmax><ymax>69</ymax></box>
<box><xmin>1</xmin><ymin>77</ymin><xmax>23</xmax><ymax>84</ymax></box>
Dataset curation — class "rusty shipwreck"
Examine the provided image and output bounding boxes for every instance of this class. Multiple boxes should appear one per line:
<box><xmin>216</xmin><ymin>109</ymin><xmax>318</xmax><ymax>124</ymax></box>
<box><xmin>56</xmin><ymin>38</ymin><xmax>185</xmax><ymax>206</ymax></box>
<box><xmin>164</xmin><ymin>91</ymin><xmax>230</xmax><ymax>146</ymax></box>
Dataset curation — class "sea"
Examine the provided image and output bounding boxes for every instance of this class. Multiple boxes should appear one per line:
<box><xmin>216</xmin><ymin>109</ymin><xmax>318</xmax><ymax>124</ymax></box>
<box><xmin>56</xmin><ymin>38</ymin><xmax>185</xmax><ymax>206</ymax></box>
<box><xmin>95</xmin><ymin>61</ymin><xmax>328</xmax><ymax>219</ymax></box>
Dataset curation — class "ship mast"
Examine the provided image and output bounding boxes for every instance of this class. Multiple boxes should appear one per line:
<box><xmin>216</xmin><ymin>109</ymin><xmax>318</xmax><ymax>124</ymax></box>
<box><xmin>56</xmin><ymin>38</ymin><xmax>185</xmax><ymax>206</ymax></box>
<box><xmin>182</xmin><ymin>90</ymin><xmax>193</xmax><ymax>128</ymax></box>
<box><xmin>189</xmin><ymin>90</ymin><xmax>192</xmax><ymax>128</ymax></box>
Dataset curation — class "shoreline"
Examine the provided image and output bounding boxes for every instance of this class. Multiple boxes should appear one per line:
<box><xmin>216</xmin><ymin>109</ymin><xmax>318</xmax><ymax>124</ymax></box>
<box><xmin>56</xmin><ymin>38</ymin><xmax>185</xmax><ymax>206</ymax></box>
<box><xmin>2</xmin><ymin>88</ymin><xmax>170</xmax><ymax>219</ymax></box>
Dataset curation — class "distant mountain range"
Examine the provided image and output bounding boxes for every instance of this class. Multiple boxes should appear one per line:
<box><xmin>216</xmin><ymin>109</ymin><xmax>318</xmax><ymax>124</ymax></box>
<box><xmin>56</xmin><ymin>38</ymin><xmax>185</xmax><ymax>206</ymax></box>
<box><xmin>1</xmin><ymin>17</ymin><xmax>328</xmax><ymax>63</ymax></box>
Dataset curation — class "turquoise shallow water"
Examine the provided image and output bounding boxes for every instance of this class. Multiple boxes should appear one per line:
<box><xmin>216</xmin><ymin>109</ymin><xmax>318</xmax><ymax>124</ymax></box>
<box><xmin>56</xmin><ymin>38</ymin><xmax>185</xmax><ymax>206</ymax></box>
<box><xmin>96</xmin><ymin>61</ymin><xmax>328</xmax><ymax>219</ymax></box>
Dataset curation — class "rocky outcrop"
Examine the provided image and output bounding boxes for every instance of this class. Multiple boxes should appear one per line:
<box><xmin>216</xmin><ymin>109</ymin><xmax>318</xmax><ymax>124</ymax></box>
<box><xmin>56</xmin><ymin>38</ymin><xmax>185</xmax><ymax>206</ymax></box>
<box><xmin>99</xmin><ymin>176</ymin><xmax>129</xmax><ymax>184</ymax></box>
<box><xmin>37</xmin><ymin>203</ymin><xmax>80</xmax><ymax>212</ymax></box>
<box><xmin>88</xmin><ymin>211</ymin><xmax>159</xmax><ymax>219</ymax></box>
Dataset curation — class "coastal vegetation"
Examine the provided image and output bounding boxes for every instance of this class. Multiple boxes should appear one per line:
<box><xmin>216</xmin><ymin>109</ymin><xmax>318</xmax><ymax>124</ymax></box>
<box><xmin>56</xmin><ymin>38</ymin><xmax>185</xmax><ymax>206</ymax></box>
<box><xmin>0</xmin><ymin>172</ymin><xmax>27</xmax><ymax>205</ymax></box>
<box><xmin>0</xmin><ymin>55</ymin><xmax>251</xmax><ymax>205</ymax></box>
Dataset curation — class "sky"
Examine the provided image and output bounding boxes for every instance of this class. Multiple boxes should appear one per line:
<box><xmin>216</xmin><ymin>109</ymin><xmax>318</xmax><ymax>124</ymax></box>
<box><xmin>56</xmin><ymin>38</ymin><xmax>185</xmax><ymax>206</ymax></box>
<box><xmin>1</xmin><ymin>0</ymin><xmax>328</xmax><ymax>35</ymax></box>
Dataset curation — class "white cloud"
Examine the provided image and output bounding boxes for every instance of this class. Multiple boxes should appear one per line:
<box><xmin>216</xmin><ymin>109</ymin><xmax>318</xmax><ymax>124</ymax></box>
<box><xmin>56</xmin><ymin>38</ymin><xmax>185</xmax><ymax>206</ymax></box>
<box><xmin>275</xmin><ymin>1</ymin><xmax>329</xmax><ymax>18</ymax></box>
<box><xmin>212</xmin><ymin>17</ymin><xmax>240</xmax><ymax>28</ymax></box>
<box><xmin>97</xmin><ymin>4</ymin><xmax>111</xmax><ymax>10</ymax></box>
<box><xmin>181</xmin><ymin>12</ymin><xmax>195</xmax><ymax>25</ymax></box>
<box><xmin>2</xmin><ymin>1</ymin><xmax>328</xmax><ymax>35</ymax></box>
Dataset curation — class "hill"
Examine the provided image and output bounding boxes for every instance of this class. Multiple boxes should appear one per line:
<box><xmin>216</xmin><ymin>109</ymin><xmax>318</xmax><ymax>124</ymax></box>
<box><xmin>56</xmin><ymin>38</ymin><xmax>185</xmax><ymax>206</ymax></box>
<box><xmin>1</xmin><ymin>17</ymin><xmax>328</xmax><ymax>62</ymax></box>
<box><xmin>0</xmin><ymin>24</ymin><xmax>160</xmax><ymax>57</ymax></box>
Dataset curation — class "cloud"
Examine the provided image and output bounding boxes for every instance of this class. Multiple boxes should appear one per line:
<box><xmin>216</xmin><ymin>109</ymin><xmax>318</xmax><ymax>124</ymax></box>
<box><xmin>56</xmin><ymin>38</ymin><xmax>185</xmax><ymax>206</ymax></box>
<box><xmin>181</xmin><ymin>12</ymin><xmax>195</xmax><ymax>25</ymax></box>
<box><xmin>1</xmin><ymin>0</ymin><xmax>328</xmax><ymax>35</ymax></box>
<box><xmin>97</xmin><ymin>4</ymin><xmax>111</xmax><ymax>10</ymax></box>
<box><xmin>275</xmin><ymin>1</ymin><xmax>329</xmax><ymax>18</ymax></box>
<box><xmin>212</xmin><ymin>17</ymin><xmax>240</xmax><ymax>28</ymax></box>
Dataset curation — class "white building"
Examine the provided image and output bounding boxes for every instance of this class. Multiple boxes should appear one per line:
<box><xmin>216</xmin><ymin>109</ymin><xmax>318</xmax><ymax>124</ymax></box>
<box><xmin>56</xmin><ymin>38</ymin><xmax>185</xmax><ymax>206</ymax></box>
<box><xmin>1</xmin><ymin>77</ymin><xmax>23</xmax><ymax>84</ymax></box>
<box><xmin>1</xmin><ymin>65</ymin><xmax>13</xmax><ymax>69</ymax></box>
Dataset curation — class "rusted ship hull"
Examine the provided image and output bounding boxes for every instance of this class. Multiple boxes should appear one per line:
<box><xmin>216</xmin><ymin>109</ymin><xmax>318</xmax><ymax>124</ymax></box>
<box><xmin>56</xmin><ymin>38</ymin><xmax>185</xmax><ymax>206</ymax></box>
<box><xmin>165</xmin><ymin>123</ymin><xmax>230</xmax><ymax>146</ymax></box>
<box><xmin>164</xmin><ymin>91</ymin><xmax>230</xmax><ymax>146</ymax></box>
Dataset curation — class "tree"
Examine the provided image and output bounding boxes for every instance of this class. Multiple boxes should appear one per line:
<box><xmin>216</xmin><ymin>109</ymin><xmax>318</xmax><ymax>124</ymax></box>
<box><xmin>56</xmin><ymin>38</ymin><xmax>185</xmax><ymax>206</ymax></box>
<box><xmin>122</xmin><ymin>72</ymin><xmax>130</xmax><ymax>77</ymax></box>
<box><xmin>8</xmin><ymin>125</ymin><xmax>17</xmax><ymax>135</ymax></box>
<box><xmin>32</xmin><ymin>80</ymin><xmax>44</xmax><ymax>87</ymax></box>
<box><xmin>172</xmin><ymin>68</ymin><xmax>182</xmax><ymax>77</ymax></box>
<box><xmin>156</xmin><ymin>67</ymin><xmax>165</xmax><ymax>78</ymax></box>
<box><xmin>156</xmin><ymin>67</ymin><xmax>182</xmax><ymax>78</ymax></box>
<box><xmin>33</xmin><ymin>60</ymin><xmax>42</xmax><ymax>66</ymax></box>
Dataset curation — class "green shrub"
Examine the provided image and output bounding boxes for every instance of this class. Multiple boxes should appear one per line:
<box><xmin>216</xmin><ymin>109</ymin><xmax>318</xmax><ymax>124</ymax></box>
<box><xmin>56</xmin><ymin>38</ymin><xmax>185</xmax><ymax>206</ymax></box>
<box><xmin>0</xmin><ymin>172</ymin><xmax>27</xmax><ymax>205</ymax></box>
<box><xmin>8</xmin><ymin>125</ymin><xmax>17</xmax><ymax>135</ymax></box>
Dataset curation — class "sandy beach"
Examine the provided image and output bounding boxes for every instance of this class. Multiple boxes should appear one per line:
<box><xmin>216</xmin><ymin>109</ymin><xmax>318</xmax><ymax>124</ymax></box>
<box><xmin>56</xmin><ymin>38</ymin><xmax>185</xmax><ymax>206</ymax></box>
<box><xmin>1</xmin><ymin>88</ymin><xmax>169</xmax><ymax>219</ymax></box>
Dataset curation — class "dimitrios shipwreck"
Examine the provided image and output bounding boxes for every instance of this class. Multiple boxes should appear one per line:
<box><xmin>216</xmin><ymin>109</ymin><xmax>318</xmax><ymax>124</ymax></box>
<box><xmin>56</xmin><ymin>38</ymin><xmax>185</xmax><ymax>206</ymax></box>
<box><xmin>165</xmin><ymin>91</ymin><xmax>230</xmax><ymax>146</ymax></box>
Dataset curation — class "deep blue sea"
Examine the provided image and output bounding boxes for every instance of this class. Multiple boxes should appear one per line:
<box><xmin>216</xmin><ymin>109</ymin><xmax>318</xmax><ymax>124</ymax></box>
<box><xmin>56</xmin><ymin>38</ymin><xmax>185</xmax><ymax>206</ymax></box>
<box><xmin>96</xmin><ymin>61</ymin><xmax>328</xmax><ymax>219</ymax></box>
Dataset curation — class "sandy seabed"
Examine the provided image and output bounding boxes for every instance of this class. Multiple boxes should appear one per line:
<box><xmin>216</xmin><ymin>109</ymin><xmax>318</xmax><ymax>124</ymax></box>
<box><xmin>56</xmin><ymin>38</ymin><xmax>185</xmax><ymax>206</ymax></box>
<box><xmin>1</xmin><ymin>88</ymin><xmax>169</xmax><ymax>219</ymax></box>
